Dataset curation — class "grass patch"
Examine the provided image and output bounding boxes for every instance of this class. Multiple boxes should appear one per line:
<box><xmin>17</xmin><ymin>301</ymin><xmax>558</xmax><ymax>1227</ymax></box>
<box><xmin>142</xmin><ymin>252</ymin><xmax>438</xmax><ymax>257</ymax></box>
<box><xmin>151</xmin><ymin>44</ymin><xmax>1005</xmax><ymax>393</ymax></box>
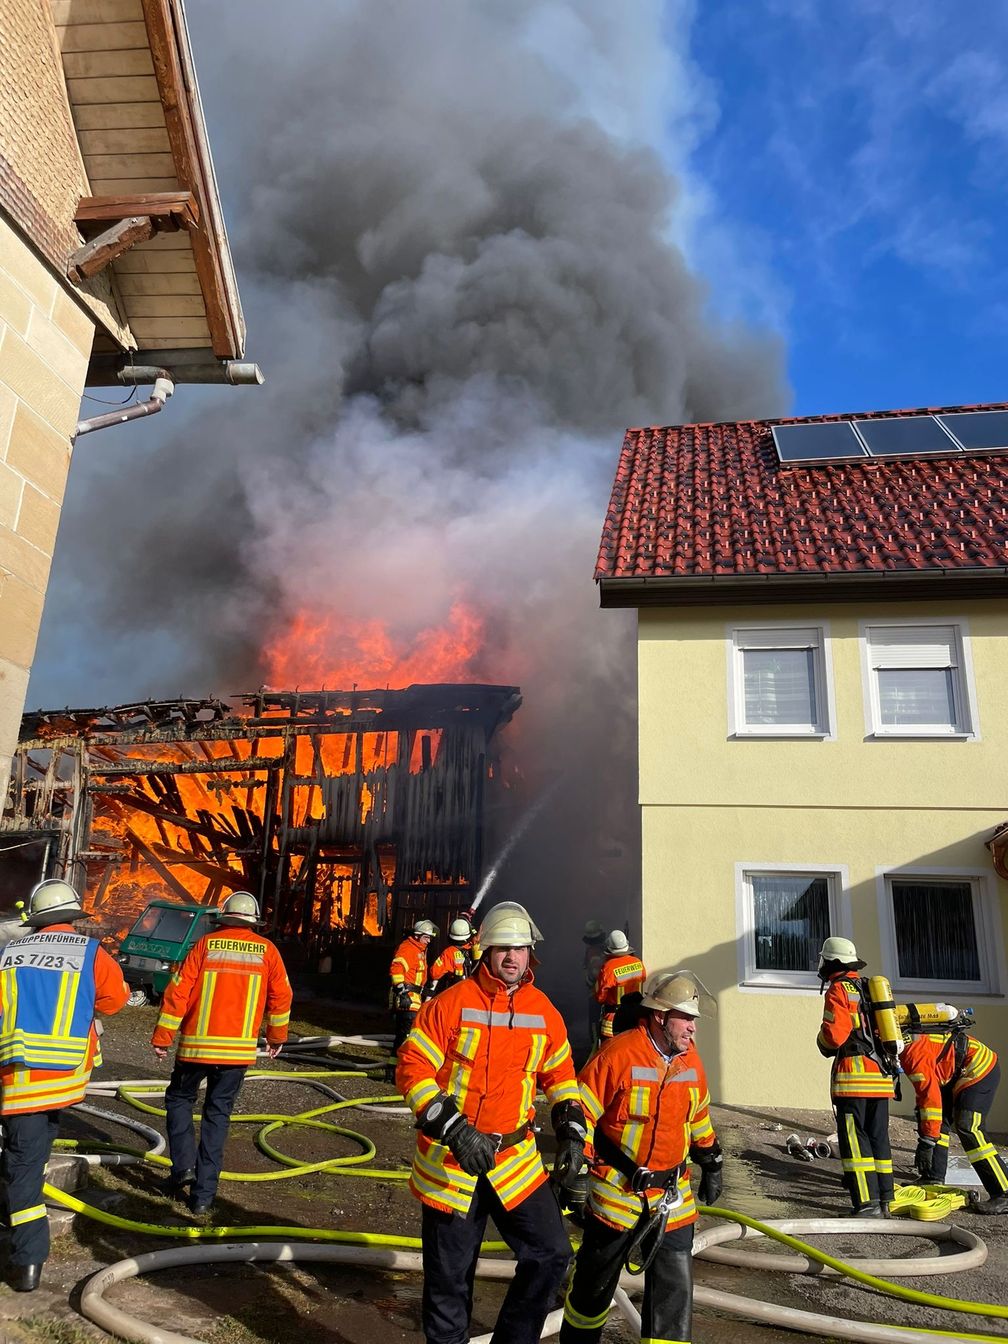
<box><xmin>17</xmin><ymin>1318</ymin><xmax>103</xmax><ymax>1343</ymax></box>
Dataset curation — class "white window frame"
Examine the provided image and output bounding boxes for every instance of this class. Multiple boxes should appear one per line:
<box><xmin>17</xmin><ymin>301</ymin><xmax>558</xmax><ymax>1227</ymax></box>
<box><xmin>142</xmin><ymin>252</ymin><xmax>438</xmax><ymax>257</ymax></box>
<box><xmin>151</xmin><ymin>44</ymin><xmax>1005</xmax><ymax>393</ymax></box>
<box><xmin>876</xmin><ymin>866</ymin><xmax>1005</xmax><ymax>998</ymax></box>
<box><xmin>726</xmin><ymin>621</ymin><xmax>835</xmax><ymax>739</ymax></box>
<box><xmin>859</xmin><ymin>618</ymin><xmax>979</xmax><ymax>740</ymax></box>
<box><xmin>735</xmin><ymin>862</ymin><xmax>851</xmax><ymax>992</ymax></box>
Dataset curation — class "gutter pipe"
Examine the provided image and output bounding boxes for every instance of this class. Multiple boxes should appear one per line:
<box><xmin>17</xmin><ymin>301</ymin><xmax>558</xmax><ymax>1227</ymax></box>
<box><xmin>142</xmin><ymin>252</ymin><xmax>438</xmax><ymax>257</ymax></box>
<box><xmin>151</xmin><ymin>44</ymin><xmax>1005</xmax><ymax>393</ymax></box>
<box><xmin>74</xmin><ymin>375</ymin><xmax>174</xmax><ymax>440</ymax></box>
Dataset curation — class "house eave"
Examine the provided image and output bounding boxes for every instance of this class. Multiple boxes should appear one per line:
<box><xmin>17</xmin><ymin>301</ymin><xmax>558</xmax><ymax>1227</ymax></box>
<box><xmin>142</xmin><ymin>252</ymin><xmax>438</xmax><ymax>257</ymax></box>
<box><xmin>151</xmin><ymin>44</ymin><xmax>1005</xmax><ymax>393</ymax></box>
<box><xmin>597</xmin><ymin>567</ymin><xmax>1008</xmax><ymax>609</ymax></box>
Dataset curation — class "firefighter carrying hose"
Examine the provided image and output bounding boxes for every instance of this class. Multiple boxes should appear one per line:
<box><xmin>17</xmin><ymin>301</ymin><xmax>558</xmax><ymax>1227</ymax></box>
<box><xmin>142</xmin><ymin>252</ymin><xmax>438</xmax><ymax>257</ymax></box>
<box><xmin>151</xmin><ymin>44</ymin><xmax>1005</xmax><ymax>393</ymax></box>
<box><xmin>559</xmin><ymin>969</ymin><xmax>722</xmax><ymax>1344</ymax></box>
<box><xmin>816</xmin><ymin>936</ymin><xmax>895</xmax><ymax>1216</ymax></box>
<box><xmin>390</xmin><ymin>917</ymin><xmax>437</xmax><ymax>1052</ymax></box>
<box><xmin>901</xmin><ymin>1018</ymin><xmax>1008</xmax><ymax>1213</ymax></box>
<box><xmin>0</xmin><ymin>879</ymin><xmax>128</xmax><ymax>1292</ymax></box>
<box><xmin>396</xmin><ymin>900</ymin><xmax>583</xmax><ymax>1344</ymax></box>
<box><xmin>152</xmin><ymin>891</ymin><xmax>292</xmax><ymax>1215</ymax></box>
<box><xmin>593</xmin><ymin>930</ymin><xmax>646</xmax><ymax>1043</ymax></box>
<box><xmin>424</xmin><ymin>917</ymin><xmax>476</xmax><ymax>999</ymax></box>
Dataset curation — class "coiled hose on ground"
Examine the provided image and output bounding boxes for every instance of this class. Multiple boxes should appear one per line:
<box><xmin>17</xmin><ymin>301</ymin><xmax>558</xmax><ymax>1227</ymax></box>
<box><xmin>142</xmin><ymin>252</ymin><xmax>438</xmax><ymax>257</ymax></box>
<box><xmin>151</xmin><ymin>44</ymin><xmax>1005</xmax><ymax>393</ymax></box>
<box><xmin>41</xmin><ymin>1034</ymin><xmax>1008</xmax><ymax>1344</ymax></box>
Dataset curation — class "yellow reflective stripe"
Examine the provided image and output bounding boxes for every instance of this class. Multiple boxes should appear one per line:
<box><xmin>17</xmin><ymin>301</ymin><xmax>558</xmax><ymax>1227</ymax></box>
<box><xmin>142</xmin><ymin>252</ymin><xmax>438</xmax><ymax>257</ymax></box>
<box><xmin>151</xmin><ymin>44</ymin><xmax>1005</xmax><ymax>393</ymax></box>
<box><xmin>580</xmin><ymin>1084</ymin><xmax>604</xmax><ymax>1124</ymax></box>
<box><xmin>53</xmin><ymin>967</ymin><xmax>81</xmax><ymax>1038</ymax></box>
<box><xmin>843</xmin><ymin>1112</ymin><xmax>870</xmax><ymax>1204</ymax></box>
<box><xmin>157</xmin><ymin>1012</ymin><xmax>183</xmax><ymax>1031</ymax></box>
<box><xmin>10</xmin><ymin>1204</ymin><xmax>47</xmax><ymax>1226</ymax></box>
<box><xmin>563</xmin><ymin>1291</ymin><xmax>609</xmax><ymax>1330</ymax></box>
<box><xmin>405</xmin><ymin>1079</ymin><xmax>441</xmax><ymax>1114</ymax></box>
<box><xmin>520</xmin><ymin>1034</ymin><xmax>548</xmax><ymax>1116</ymax></box>
<box><xmin>241</xmin><ymin>973</ymin><xmax>261</xmax><ymax>1039</ymax></box>
<box><xmin>543</xmin><ymin>1040</ymin><xmax>571</xmax><ymax>1072</ymax></box>
<box><xmin>408</xmin><ymin>1028</ymin><xmax>444</xmax><ymax>1070</ymax></box>
<box><xmin>195</xmin><ymin>972</ymin><xmax>216</xmax><ymax>1039</ymax></box>
<box><xmin>267</xmin><ymin>1011</ymin><xmax>290</xmax><ymax>1027</ymax></box>
<box><xmin>546</xmin><ymin>1079</ymin><xmax>580</xmax><ymax>1108</ymax></box>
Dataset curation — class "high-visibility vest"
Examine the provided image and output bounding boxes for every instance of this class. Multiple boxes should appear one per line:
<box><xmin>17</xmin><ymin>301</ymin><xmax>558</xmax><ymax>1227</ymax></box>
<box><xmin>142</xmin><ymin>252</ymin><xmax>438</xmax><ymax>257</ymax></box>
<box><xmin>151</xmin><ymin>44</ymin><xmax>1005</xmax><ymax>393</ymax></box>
<box><xmin>0</xmin><ymin>931</ymin><xmax>98</xmax><ymax>1070</ymax></box>
<box><xmin>578</xmin><ymin>1024</ymin><xmax>716</xmax><ymax>1233</ymax></box>
<box><xmin>152</xmin><ymin>926</ymin><xmax>292</xmax><ymax>1065</ymax></box>
<box><xmin>397</xmin><ymin>963</ymin><xmax>579</xmax><ymax>1215</ymax></box>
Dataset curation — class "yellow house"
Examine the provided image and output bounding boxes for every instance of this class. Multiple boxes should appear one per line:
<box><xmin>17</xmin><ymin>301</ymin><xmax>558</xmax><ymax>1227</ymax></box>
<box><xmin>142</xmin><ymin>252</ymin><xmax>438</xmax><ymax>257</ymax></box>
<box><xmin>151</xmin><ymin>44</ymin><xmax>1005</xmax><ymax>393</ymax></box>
<box><xmin>0</xmin><ymin>0</ymin><xmax>260</xmax><ymax>813</ymax></box>
<box><xmin>597</xmin><ymin>404</ymin><xmax>1008</xmax><ymax>1127</ymax></box>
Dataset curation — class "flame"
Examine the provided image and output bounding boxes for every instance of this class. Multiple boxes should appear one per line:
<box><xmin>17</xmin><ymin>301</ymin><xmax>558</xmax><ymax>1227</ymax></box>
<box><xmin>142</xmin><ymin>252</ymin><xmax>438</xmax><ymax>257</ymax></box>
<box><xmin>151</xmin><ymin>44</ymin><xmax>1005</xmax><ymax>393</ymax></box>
<box><xmin>262</xmin><ymin>601</ymin><xmax>486</xmax><ymax>689</ymax></box>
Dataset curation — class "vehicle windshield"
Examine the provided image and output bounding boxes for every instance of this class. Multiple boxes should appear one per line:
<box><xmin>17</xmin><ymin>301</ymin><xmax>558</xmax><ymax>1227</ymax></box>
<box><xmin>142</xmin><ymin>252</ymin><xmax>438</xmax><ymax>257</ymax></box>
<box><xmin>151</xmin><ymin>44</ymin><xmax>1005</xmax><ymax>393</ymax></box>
<box><xmin>129</xmin><ymin>907</ymin><xmax>205</xmax><ymax>943</ymax></box>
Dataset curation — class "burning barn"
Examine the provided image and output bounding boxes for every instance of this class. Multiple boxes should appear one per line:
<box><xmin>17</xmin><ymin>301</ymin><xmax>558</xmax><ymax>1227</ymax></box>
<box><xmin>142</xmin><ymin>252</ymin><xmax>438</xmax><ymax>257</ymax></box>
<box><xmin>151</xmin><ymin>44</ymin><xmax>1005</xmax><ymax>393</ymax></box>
<box><xmin>0</xmin><ymin>684</ymin><xmax>521</xmax><ymax>968</ymax></box>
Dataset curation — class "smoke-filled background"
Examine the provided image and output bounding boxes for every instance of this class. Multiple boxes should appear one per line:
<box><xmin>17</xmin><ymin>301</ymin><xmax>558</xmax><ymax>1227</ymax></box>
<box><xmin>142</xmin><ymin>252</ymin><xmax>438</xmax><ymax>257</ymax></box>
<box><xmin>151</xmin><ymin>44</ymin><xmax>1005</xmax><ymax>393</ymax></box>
<box><xmin>31</xmin><ymin>0</ymin><xmax>788</xmax><ymax>1020</ymax></box>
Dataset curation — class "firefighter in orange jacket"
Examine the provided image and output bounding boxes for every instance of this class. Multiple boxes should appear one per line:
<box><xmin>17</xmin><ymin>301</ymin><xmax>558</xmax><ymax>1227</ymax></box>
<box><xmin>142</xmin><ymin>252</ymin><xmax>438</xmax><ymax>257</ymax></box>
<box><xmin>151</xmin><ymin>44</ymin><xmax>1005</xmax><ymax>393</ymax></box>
<box><xmin>425</xmin><ymin>917</ymin><xmax>476</xmax><ymax>999</ymax></box>
<box><xmin>816</xmin><ymin>937</ymin><xmax>894</xmax><ymax>1216</ymax></box>
<box><xmin>152</xmin><ymin>891</ymin><xmax>291</xmax><ymax>1214</ymax></box>
<box><xmin>0</xmin><ymin>880</ymin><xmax>128</xmax><ymax>1292</ymax></box>
<box><xmin>390</xmin><ymin>918</ymin><xmax>437</xmax><ymax>1052</ymax></box>
<box><xmin>559</xmin><ymin>969</ymin><xmax>721</xmax><ymax>1344</ymax></box>
<box><xmin>397</xmin><ymin>901</ymin><xmax>584</xmax><ymax>1344</ymax></box>
<box><xmin>902</xmin><ymin>1023</ymin><xmax>1008</xmax><ymax>1211</ymax></box>
<box><xmin>593</xmin><ymin>930</ymin><xmax>646</xmax><ymax>1041</ymax></box>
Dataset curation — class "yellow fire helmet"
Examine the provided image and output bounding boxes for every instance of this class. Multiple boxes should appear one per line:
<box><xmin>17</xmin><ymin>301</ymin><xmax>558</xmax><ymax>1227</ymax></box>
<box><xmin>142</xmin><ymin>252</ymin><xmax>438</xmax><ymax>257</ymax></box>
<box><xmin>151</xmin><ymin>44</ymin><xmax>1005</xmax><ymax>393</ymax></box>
<box><xmin>24</xmin><ymin>878</ymin><xmax>86</xmax><ymax>927</ymax></box>
<box><xmin>478</xmin><ymin>901</ymin><xmax>543</xmax><ymax>949</ymax></box>
<box><xmin>640</xmin><ymin>968</ymin><xmax>717</xmax><ymax>1019</ymax></box>
<box><xmin>219</xmin><ymin>891</ymin><xmax>261</xmax><ymax>924</ymax></box>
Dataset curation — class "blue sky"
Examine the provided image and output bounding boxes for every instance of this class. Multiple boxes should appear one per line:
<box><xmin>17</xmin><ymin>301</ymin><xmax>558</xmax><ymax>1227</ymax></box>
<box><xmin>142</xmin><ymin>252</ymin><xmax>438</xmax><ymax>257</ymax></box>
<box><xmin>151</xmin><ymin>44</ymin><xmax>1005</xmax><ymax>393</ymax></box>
<box><xmin>675</xmin><ymin>0</ymin><xmax>1008</xmax><ymax>417</ymax></box>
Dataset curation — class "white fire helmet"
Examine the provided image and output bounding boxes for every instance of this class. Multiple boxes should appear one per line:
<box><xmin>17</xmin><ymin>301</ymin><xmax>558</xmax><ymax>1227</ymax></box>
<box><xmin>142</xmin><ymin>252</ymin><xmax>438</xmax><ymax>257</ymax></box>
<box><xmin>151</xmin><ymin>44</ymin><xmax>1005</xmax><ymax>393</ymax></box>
<box><xmin>604</xmin><ymin>929</ymin><xmax>629</xmax><ymax>955</ymax></box>
<box><xmin>219</xmin><ymin>891</ymin><xmax>260</xmax><ymax>924</ymax></box>
<box><xmin>818</xmin><ymin>936</ymin><xmax>865</xmax><ymax>972</ymax></box>
<box><xmin>640</xmin><ymin>968</ymin><xmax>717</xmax><ymax>1020</ymax></box>
<box><xmin>24</xmin><ymin>878</ymin><xmax>86</xmax><ymax>927</ymax></box>
<box><xmin>478</xmin><ymin>901</ymin><xmax>543</xmax><ymax>950</ymax></box>
<box><xmin>448</xmin><ymin>918</ymin><xmax>472</xmax><ymax>943</ymax></box>
<box><xmin>413</xmin><ymin>918</ymin><xmax>438</xmax><ymax>939</ymax></box>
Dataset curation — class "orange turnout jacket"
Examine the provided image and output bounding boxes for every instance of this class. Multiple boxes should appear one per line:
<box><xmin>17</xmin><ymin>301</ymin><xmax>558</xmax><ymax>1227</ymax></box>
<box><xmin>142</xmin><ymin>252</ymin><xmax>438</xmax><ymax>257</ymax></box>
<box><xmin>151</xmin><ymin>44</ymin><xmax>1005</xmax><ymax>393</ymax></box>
<box><xmin>397</xmin><ymin>961</ymin><xmax>579</xmax><ymax>1215</ymax></box>
<box><xmin>901</xmin><ymin>1033</ymin><xmax>998</xmax><ymax>1138</ymax></box>
<box><xmin>816</xmin><ymin>971</ymin><xmax>894</xmax><ymax>1100</ymax></box>
<box><xmin>0</xmin><ymin>923</ymin><xmax>129</xmax><ymax>1115</ymax></box>
<box><xmin>389</xmin><ymin>935</ymin><xmax>429</xmax><ymax>1011</ymax></box>
<box><xmin>577</xmin><ymin>1022</ymin><xmax>717</xmax><ymax>1232</ymax></box>
<box><xmin>428</xmin><ymin>944</ymin><xmax>471</xmax><ymax>986</ymax></box>
<box><xmin>594</xmin><ymin>953</ymin><xmax>646</xmax><ymax>1038</ymax></box>
<box><xmin>152</xmin><ymin>925</ymin><xmax>291</xmax><ymax>1065</ymax></box>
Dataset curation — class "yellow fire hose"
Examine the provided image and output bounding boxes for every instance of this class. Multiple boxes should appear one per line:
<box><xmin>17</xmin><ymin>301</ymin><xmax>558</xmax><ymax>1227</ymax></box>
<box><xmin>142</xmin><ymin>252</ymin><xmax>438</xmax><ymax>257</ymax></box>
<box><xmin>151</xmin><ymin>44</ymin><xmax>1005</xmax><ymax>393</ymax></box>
<box><xmin>38</xmin><ymin>1062</ymin><xmax>1008</xmax><ymax>1343</ymax></box>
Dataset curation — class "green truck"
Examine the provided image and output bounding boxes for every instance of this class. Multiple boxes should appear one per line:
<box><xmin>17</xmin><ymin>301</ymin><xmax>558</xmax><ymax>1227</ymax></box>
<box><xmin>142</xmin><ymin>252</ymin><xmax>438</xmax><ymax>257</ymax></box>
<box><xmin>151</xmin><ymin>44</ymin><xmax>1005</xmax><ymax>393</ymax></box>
<box><xmin>117</xmin><ymin>899</ymin><xmax>220</xmax><ymax>1006</ymax></box>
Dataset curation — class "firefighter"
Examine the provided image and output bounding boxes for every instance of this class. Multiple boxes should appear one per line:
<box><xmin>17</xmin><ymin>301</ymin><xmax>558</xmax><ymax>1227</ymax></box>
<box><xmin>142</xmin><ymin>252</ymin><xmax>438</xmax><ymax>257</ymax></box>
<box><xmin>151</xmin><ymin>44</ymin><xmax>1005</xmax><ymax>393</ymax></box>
<box><xmin>902</xmin><ymin>1023</ymin><xmax>1008</xmax><ymax>1212</ymax></box>
<box><xmin>425</xmin><ymin>917</ymin><xmax>475</xmax><ymax>998</ymax></box>
<box><xmin>152</xmin><ymin>891</ymin><xmax>291</xmax><ymax>1215</ymax></box>
<box><xmin>390</xmin><ymin>917</ymin><xmax>438</xmax><ymax>1052</ymax></box>
<box><xmin>397</xmin><ymin>900</ymin><xmax>584</xmax><ymax>1344</ymax></box>
<box><xmin>0</xmin><ymin>879</ymin><xmax>129</xmax><ymax>1291</ymax></box>
<box><xmin>593</xmin><ymin>930</ymin><xmax>646</xmax><ymax>1042</ymax></box>
<box><xmin>582</xmin><ymin>919</ymin><xmax>606</xmax><ymax>1044</ymax></box>
<box><xmin>559</xmin><ymin>968</ymin><xmax>722</xmax><ymax>1344</ymax></box>
<box><xmin>816</xmin><ymin>936</ymin><xmax>894</xmax><ymax>1216</ymax></box>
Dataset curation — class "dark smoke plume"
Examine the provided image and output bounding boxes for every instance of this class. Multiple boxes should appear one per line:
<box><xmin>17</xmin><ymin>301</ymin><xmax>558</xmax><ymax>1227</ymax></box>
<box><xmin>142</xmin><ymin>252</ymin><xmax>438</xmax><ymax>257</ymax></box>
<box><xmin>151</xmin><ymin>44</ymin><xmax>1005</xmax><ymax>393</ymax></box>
<box><xmin>34</xmin><ymin>0</ymin><xmax>788</xmax><ymax>1021</ymax></box>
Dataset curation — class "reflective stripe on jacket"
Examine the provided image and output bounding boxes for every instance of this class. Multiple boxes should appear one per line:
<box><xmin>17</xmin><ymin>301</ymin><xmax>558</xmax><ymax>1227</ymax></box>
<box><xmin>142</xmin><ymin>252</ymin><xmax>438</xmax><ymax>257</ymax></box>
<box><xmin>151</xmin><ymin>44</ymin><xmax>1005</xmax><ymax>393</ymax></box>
<box><xmin>0</xmin><ymin>924</ymin><xmax>129</xmax><ymax>1115</ymax></box>
<box><xmin>152</xmin><ymin>926</ymin><xmax>292</xmax><ymax>1065</ymax></box>
<box><xmin>578</xmin><ymin>1023</ymin><xmax>717</xmax><ymax>1232</ymax></box>
<box><xmin>594</xmin><ymin>954</ymin><xmax>646</xmax><ymax>1009</ymax></box>
<box><xmin>901</xmin><ymin>1033</ymin><xmax>998</xmax><ymax>1139</ymax></box>
<box><xmin>817</xmin><ymin>973</ymin><xmax>894</xmax><ymax>1100</ymax></box>
<box><xmin>429</xmin><ymin>945</ymin><xmax>471</xmax><ymax>985</ymax></box>
<box><xmin>389</xmin><ymin>936</ymin><xmax>428</xmax><ymax>1011</ymax></box>
<box><xmin>397</xmin><ymin>961</ymin><xmax>579</xmax><ymax>1214</ymax></box>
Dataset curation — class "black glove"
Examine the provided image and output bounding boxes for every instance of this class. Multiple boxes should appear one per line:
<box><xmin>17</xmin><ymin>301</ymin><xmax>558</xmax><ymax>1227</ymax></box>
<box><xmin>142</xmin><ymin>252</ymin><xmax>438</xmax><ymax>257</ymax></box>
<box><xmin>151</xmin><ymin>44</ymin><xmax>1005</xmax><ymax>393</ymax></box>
<box><xmin>693</xmin><ymin>1140</ymin><xmax>724</xmax><ymax>1206</ymax></box>
<box><xmin>915</xmin><ymin>1136</ymin><xmax>936</xmax><ymax>1182</ymax></box>
<box><xmin>418</xmin><ymin>1094</ymin><xmax>496</xmax><ymax>1176</ymax></box>
<box><xmin>393</xmin><ymin>986</ymin><xmax>413</xmax><ymax>1013</ymax></box>
<box><xmin>551</xmin><ymin>1101</ymin><xmax>588</xmax><ymax>1191</ymax></box>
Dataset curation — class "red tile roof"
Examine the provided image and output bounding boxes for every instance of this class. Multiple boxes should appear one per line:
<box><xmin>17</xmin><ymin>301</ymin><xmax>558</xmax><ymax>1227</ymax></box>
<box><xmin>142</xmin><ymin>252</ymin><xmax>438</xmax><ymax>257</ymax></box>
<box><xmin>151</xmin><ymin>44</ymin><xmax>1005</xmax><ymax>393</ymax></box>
<box><xmin>596</xmin><ymin>402</ymin><xmax>1008</xmax><ymax>583</ymax></box>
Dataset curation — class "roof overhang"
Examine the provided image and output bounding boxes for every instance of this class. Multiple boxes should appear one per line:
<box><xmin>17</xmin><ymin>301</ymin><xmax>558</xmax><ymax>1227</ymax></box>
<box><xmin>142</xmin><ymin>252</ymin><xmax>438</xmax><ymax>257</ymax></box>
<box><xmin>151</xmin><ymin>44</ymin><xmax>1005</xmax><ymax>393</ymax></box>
<box><xmin>598</xmin><ymin>568</ymin><xmax>1008</xmax><ymax>608</ymax></box>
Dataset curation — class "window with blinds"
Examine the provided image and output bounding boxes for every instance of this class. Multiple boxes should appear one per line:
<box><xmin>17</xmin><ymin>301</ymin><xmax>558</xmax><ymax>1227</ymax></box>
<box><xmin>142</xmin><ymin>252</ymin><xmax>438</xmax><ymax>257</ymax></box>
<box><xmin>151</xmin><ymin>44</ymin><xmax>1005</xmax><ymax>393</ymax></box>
<box><xmin>730</xmin><ymin>626</ymin><xmax>831</xmax><ymax>736</ymax></box>
<box><xmin>737</xmin><ymin>867</ymin><xmax>842</xmax><ymax>987</ymax></box>
<box><xmin>884</xmin><ymin>875</ymin><xmax>997</xmax><ymax>993</ymax></box>
<box><xmin>864</xmin><ymin>624</ymin><xmax>973</xmax><ymax>735</ymax></box>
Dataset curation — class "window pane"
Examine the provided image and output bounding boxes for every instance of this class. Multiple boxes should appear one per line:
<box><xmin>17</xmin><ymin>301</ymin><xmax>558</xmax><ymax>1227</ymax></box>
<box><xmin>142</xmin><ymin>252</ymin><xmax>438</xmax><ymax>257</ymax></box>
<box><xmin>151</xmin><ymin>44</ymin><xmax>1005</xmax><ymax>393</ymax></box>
<box><xmin>743</xmin><ymin>648</ymin><xmax>816</xmax><ymax>726</ymax></box>
<box><xmin>892</xmin><ymin>880</ymin><xmax>980</xmax><ymax>981</ymax></box>
<box><xmin>751</xmin><ymin>874</ymin><xmax>830</xmax><ymax>972</ymax></box>
<box><xmin>877</xmin><ymin>668</ymin><xmax>955</xmax><ymax>727</ymax></box>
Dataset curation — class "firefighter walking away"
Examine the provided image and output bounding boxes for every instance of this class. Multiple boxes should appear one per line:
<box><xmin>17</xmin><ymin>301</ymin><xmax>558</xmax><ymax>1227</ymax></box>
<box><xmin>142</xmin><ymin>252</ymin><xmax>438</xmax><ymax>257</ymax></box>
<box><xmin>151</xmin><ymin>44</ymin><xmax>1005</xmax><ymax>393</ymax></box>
<box><xmin>390</xmin><ymin>918</ymin><xmax>437</xmax><ymax>1052</ymax></box>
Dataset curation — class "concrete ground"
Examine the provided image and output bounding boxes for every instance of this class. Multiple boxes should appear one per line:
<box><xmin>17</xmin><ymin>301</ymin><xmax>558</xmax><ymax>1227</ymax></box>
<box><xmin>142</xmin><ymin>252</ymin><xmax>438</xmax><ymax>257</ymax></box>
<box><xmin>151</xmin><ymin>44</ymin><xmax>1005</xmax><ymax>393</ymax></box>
<box><xmin>1</xmin><ymin>998</ymin><xmax>1007</xmax><ymax>1342</ymax></box>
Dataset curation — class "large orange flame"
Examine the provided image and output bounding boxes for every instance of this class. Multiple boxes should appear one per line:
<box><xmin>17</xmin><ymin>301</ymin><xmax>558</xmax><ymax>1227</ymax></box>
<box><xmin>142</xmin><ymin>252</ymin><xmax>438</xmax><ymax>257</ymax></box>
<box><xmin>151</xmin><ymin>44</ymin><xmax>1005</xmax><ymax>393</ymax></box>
<box><xmin>262</xmin><ymin>601</ymin><xmax>486</xmax><ymax>689</ymax></box>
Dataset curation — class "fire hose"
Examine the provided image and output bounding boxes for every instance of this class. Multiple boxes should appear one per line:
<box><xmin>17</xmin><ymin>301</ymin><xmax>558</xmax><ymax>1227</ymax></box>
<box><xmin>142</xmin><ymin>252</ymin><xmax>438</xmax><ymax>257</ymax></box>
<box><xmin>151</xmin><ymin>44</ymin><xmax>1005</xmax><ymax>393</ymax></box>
<box><xmin>38</xmin><ymin>1043</ymin><xmax>1008</xmax><ymax>1344</ymax></box>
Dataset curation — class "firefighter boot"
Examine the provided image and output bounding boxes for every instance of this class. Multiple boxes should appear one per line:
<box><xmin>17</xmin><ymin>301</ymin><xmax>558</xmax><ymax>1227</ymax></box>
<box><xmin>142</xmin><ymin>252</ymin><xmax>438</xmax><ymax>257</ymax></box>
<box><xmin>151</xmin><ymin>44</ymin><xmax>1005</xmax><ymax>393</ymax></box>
<box><xmin>8</xmin><ymin>1262</ymin><xmax>42</xmax><ymax>1292</ymax></box>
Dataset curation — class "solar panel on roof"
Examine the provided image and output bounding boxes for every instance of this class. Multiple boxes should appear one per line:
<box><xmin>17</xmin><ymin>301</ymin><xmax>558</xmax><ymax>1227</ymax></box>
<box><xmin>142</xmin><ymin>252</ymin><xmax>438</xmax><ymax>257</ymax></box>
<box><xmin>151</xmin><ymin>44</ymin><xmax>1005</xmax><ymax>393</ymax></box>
<box><xmin>938</xmin><ymin>410</ymin><xmax>1008</xmax><ymax>452</ymax></box>
<box><xmin>772</xmin><ymin>421</ymin><xmax>866</xmax><ymax>462</ymax></box>
<box><xmin>852</xmin><ymin>415</ymin><xmax>955</xmax><ymax>456</ymax></box>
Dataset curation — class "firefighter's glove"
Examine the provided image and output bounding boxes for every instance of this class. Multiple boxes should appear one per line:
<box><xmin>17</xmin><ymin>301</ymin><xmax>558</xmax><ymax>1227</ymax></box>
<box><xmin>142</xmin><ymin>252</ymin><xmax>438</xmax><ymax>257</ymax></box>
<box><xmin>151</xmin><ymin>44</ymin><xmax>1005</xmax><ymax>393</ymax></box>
<box><xmin>915</xmin><ymin>1136</ymin><xmax>936</xmax><ymax>1182</ymax></box>
<box><xmin>418</xmin><ymin>1094</ymin><xmax>496</xmax><ymax>1176</ymax></box>
<box><xmin>393</xmin><ymin>986</ymin><xmax>413</xmax><ymax>1013</ymax></box>
<box><xmin>693</xmin><ymin>1140</ymin><xmax>724</xmax><ymax>1206</ymax></box>
<box><xmin>551</xmin><ymin>1101</ymin><xmax>588</xmax><ymax>1191</ymax></box>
